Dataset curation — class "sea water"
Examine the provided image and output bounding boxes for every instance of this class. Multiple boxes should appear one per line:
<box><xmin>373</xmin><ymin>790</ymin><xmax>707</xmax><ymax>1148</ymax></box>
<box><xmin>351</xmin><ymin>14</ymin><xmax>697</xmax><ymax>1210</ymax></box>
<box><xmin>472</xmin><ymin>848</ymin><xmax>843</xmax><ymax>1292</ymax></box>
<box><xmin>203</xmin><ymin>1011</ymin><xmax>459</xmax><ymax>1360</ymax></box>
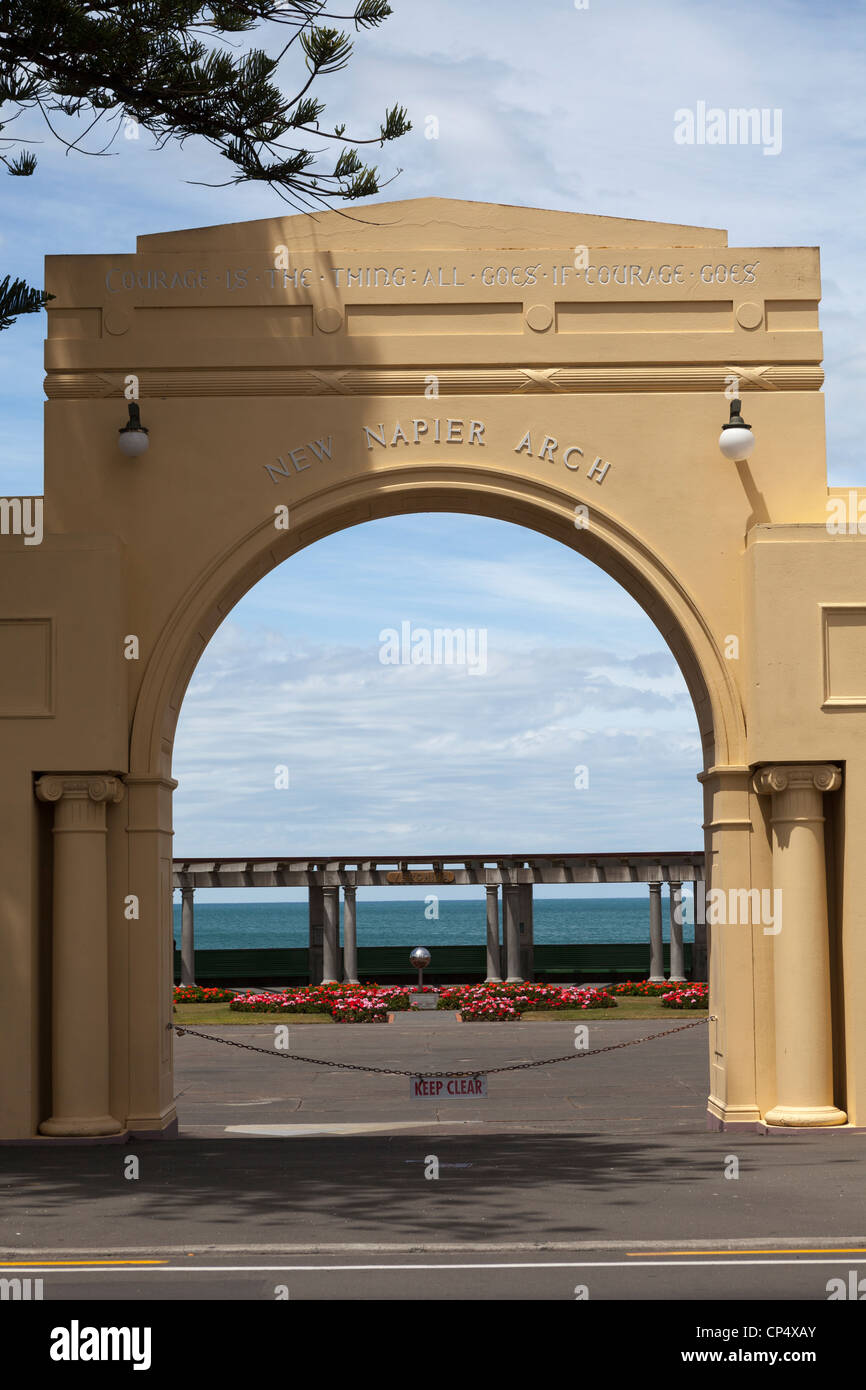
<box><xmin>172</xmin><ymin>897</ymin><xmax>695</xmax><ymax>950</ymax></box>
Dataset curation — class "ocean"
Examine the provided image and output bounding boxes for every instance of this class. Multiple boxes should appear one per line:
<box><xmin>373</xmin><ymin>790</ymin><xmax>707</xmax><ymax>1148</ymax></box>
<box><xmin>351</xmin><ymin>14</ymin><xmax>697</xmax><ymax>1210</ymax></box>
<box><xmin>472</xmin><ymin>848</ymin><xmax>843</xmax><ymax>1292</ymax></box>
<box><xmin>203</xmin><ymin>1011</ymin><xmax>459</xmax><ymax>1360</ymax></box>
<box><xmin>172</xmin><ymin>897</ymin><xmax>696</xmax><ymax>950</ymax></box>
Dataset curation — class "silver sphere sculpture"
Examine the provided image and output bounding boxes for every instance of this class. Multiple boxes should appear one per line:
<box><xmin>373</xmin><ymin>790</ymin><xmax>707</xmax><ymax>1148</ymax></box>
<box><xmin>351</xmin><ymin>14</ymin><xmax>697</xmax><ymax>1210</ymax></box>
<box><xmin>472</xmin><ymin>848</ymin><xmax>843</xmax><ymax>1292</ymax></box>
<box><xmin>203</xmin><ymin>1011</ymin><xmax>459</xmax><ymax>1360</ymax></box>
<box><xmin>410</xmin><ymin>946</ymin><xmax>431</xmax><ymax>989</ymax></box>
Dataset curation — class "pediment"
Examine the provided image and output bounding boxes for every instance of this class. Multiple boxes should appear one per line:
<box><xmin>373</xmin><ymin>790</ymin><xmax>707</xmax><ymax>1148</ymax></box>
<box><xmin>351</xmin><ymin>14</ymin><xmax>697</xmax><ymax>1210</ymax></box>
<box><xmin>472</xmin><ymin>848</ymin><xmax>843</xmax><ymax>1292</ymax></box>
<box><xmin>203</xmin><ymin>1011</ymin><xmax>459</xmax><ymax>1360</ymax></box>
<box><xmin>137</xmin><ymin>196</ymin><xmax>727</xmax><ymax>254</ymax></box>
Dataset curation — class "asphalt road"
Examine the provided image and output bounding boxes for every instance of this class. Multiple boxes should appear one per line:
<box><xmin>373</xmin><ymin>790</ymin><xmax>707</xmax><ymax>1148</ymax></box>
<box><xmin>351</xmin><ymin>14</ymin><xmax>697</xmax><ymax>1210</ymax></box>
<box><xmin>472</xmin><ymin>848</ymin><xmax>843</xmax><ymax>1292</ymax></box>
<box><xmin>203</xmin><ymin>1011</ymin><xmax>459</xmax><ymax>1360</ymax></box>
<box><xmin>5</xmin><ymin>1244</ymin><xmax>866</xmax><ymax>1301</ymax></box>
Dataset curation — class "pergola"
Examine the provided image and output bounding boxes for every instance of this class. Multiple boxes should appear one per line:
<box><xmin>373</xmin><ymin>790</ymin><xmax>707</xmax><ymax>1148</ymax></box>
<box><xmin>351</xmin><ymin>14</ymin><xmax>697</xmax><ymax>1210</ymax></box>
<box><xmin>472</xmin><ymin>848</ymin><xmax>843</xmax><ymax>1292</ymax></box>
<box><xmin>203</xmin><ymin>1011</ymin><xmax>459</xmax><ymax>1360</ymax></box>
<box><xmin>173</xmin><ymin>851</ymin><xmax>706</xmax><ymax>985</ymax></box>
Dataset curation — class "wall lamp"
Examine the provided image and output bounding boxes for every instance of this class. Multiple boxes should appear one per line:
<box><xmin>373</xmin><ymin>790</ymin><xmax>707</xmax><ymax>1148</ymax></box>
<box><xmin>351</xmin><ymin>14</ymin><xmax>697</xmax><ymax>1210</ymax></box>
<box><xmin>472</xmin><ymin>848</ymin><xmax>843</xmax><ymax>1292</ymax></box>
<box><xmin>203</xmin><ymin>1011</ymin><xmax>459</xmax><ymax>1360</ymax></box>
<box><xmin>118</xmin><ymin>401</ymin><xmax>149</xmax><ymax>458</ymax></box>
<box><xmin>719</xmin><ymin>398</ymin><xmax>755</xmax><ymax>462</ymax></box>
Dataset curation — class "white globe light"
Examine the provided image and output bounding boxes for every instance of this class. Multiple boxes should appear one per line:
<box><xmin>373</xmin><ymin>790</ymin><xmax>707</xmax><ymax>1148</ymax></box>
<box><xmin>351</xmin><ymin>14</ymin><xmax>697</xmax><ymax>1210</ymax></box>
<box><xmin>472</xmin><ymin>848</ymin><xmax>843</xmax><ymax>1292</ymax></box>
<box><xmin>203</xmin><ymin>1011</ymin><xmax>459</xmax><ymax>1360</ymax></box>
<box><xmin>118</xmin><ymin>429</ymin><xmax>150</xmax><ymax>458</ymax></box>
<box><xmin>719</xmin><ymin>398</ymin><xmax>755</xmax><ymax>461</ymax></box>
<box><xmin>718</xmin><ymin>425</ymin><xmax>755</xmax><ymax>461</ymax></box>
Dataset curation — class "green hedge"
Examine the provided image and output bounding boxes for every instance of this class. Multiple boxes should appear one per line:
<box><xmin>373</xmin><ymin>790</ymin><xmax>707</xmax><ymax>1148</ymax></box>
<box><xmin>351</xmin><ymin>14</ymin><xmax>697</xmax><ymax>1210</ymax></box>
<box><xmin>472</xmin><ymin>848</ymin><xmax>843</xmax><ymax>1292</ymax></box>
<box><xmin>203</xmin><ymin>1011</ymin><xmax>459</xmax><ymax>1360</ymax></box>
<box><xmin>173</xmin><ymin>942</ymin><xmax>693</xmax><ymax>984</ymax></box>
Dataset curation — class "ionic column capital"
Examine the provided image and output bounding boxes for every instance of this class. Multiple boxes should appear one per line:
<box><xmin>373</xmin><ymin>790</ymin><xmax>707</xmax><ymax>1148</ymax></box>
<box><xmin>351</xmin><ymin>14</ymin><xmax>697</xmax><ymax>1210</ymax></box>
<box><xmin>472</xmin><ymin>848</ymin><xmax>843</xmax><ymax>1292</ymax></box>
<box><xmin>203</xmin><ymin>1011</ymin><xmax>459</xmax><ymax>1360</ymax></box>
<box><xmin>36</xmin><ymin>774</ymin><xmax>125</xmax><ymax>805</ymax></box>
<box><xmin>752</xmin><ymin>764</ymin><xmax>842</xmax><ymax>798</ymax></box>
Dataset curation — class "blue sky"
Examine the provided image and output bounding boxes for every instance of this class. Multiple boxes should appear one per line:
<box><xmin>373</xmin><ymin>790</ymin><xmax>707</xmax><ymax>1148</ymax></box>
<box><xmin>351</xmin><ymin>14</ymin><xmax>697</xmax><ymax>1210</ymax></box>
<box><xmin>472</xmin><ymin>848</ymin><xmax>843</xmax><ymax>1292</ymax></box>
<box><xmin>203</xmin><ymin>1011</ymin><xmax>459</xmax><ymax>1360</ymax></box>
<box><xmin>3</xmin><ymin>0</ymin><xmax>864</xmax><ymax>896</ymax></box>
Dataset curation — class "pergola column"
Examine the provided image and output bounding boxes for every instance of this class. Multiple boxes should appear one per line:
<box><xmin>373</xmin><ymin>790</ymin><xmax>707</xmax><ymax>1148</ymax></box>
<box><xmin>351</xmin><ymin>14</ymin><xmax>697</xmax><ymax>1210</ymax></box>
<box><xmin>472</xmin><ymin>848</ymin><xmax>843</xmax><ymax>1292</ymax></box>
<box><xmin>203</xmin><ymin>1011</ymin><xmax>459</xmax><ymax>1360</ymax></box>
<box><xmin>343</xmin><ymin>885</ymin><xmax>359</xmax><ymax>984</ymax></box>
<box><xmin>180</xmin><ymin>886</ymin><xmax>195</xmax><ymax>987</ymax></box>
<box><xmin>648</xmin><ymin>881</ymin><xmax>665</xmax><ymax>982</ymax></box>
<box><xmin>503</xmin><ymin>884</ymin><xmax>522</xmax><ymax>982</ymax></box>
<box><xmin>668</xmin><ymin>881</ymin><xmax>686</xmax><ymax>981</ymax></box>
<box><xmin>485</xmin><ymin>885</ymin><xmax>502</xmax><ymax>982</ymax></box>
<box><xmin>753</xmin><ymin>764</ymin><xmax>846</xmax><ymax>1127</ymax></box>
<box><xmin>693</xmin><ymin>880</ymin><xmax>707</xmax><ymax>981</ymax></box>
<box><xmin>35</xmin><ymin>774</ymin><xmax>124</xmax><ymax>1137</ymax></box>
<box><xmin>308</xmin><ymin>883</ymin><xmax>324</xmax><ymax>985</ymax></box>
<box><xmin>518</xmin><ymin>882</ymin><xmax>534</xmax><ymax>982</ymax></box>
<box><xmin>322</xmin><ymin>885</ymin><xmax>340</xmax><ymax>984</ymax></box>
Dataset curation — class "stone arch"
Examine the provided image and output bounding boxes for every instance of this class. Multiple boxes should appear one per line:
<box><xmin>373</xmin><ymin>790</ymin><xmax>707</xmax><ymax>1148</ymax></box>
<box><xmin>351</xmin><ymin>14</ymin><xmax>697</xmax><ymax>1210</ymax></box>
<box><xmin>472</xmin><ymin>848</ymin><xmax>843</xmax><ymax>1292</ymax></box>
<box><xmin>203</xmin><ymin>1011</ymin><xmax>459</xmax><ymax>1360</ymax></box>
<box><xmin>8</xmin><ymin>198</ymin><xmax>855</xmax><ymax>1143</ymax></box>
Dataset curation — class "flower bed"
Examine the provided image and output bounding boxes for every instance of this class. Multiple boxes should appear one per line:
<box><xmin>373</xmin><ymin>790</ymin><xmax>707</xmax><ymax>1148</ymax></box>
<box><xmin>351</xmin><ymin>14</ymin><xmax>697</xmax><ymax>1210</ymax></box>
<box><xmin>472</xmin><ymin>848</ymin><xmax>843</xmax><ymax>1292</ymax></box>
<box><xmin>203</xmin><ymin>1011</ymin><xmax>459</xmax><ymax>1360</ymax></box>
<box><xmin>661</xmin><ymin>983</ymin><xmax>709</xmax><ymax>1010</ymax></box>
<box><xmin>438</xmin><ymin>983</ymin><xmax>617</xmax><ymax>1017</ymax></box>
<box><xmin>458</xmin><ymin>996</ymin><xmax>521</xmax><ymax>1022</ymax></box>
<box><xmin>613</xmin><ymin>979</ymin><xmax>708</xmax><ymax>1002</ymax></box>
<box><xmin>230</xmin><ymin>991</ymin><xmax>322</xmax><ymax>1014</ymax></box>
<box><xmin>229</xmin><ymin>984</ymin><xmax>412</xmax><ymax>1021</ymax></box>
<box><xmin>437</xmin><ymin>986</ymin><xmax>467</xmax><ymax>1011</ymax></box>
<box><xmin>331</xmin><ymin>995</ymin><xmax>391</xmax><ymax>1023</ymax></box>
<box><xmin>173</xmin><ymin>985</ymin><xmax>235</xmax><ymax>1003</ymax></box>
<box><xmin>613</xmin><ymin>979</ymin><xmax>678</xmax><ymax>997</ymax></box>
<box><xmin>567</xmin><ymin>986</ymin><xmax>618</xmax><ymax>1010</ymax></box>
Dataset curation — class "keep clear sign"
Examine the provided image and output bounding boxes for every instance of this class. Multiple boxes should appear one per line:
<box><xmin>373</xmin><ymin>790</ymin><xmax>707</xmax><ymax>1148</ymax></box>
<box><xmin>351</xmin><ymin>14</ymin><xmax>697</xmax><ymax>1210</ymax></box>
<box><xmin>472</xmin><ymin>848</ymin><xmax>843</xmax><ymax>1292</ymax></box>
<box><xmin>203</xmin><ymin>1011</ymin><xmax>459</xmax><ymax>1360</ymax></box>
<box><xmin>410</xmin><ymin>1075</ymin><xmax>488</xmax><ymax>1099</ymax></box>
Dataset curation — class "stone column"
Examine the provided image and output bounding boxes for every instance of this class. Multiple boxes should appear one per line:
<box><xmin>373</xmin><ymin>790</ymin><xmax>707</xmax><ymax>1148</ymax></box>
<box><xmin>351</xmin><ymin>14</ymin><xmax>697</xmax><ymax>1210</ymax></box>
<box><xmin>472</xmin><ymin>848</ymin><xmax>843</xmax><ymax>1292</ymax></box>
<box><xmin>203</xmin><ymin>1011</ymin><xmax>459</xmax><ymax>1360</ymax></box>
<box><xmin>123</xmin><ymin>772</ymin><xmax>178</xmax><ymax>1137</ymax></box>
<box><xmin>698</xmin><ymin>766</ymin><xmax>761</xmax><ymax>1128</ymax></box>
<box><xmin>322</xmin><ymin>886</ymin><xmax>340</xmax><ymax>984</ymax></box>
<box><xmin>503</xmin><ymin>883</ymin><xmax>522</xmax><ymax>982</ymax></box>
<box><xmin>753</xmin><ymin>764</ymin><xmax>846</xmax><ymax>1127</ymax></box>
<box><xmin>668</xmin><ymin>881</ymin><xmax>686</xmax><ymax>981</ymax></box>
<box><xmin>36</xmin><ymin>774</ymin><xmax>124</xmax><ymax>1136</ymax></box>
<box><xmin>180</xmin><ymin>887</ymin><xmax>195</xmax><ymax>987</ymax></box>
<box><xmin>343</xmin><ymin>885</ymin><xmax>359</xmax><ymax>984</ymax></box>
<box><xmin>485</xmin><ymin>885</ymin><xmax>502</xmax><ymax>982</ymax></box>
<box><xmin>308</xmin><ymin>883</ymin><xmax>323</xmax><ymax>985</ymax></box>
<box><xmin>518</xmin><ymin>882</ymin><xmax>534</xmax><ymax>982</ymax></box>
<box><xmin>648</xmin><ymin>881</ymin><xmax>665</xmax><ymax>982</ymax></box>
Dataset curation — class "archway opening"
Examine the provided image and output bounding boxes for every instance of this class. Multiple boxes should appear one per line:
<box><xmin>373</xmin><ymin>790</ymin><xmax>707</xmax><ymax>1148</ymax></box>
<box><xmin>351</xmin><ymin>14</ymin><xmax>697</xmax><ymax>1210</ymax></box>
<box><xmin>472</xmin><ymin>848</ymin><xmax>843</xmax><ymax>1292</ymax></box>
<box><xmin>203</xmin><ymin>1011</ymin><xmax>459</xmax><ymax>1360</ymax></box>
<box><xmin>165</xmin><ymin>508</ymin><xmax>713</xmax><ymax>1137</ymax></box>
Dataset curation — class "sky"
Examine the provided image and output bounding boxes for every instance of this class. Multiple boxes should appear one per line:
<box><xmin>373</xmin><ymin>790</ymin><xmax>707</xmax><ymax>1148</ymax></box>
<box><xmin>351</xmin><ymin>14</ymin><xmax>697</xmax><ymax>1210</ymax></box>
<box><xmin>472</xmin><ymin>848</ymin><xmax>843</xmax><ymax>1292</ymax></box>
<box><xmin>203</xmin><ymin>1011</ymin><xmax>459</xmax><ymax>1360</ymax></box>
<box><xmin>3</xmin><ymin>0</ymin><xmax>864</xmax><ymax>898</ymax></box>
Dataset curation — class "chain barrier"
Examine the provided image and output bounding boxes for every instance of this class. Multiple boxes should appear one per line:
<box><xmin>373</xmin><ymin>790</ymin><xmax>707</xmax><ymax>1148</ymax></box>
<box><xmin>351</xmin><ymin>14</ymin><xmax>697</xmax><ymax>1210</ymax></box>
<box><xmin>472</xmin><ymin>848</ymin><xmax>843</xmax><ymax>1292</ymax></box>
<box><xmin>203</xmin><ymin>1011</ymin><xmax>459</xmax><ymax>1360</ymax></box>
<box><xmin>170</xmin><ymin>1015</ymin><xmax>715</xmax><ymax>1080</ymax></box>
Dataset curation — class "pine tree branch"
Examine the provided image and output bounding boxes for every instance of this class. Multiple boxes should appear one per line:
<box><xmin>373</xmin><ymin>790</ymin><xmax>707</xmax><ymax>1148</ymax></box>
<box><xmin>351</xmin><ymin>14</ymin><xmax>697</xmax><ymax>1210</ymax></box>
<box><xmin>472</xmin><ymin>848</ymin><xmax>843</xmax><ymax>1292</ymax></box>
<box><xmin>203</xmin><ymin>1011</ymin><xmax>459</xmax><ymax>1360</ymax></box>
<box><xmin>0</xmin><ymin>274</ymin><xmax>54</xmax><ymax>331</ymax></box>
<box><xmin>0</xmin><ymin>1</ymin><xmax>411</xmax><ymax>329</ymax></box>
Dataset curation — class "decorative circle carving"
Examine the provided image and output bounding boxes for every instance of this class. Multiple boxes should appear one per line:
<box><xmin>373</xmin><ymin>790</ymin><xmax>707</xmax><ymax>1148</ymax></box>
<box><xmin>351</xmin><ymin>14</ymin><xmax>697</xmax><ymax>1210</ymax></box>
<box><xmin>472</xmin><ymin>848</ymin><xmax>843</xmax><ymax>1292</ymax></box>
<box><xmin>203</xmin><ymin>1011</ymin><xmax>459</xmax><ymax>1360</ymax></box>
<box><xmin>735</xmin><ymin>301</ymin><xmax>763</xmax><ymax>330</ymax></box>
<box><xmin>103</xmin><ymin>309</ymin><xmax>131</xmax><ymax>336</ymax></box>
<box><xmin>813</xmin><ymin>766</ymin><xmax>842</xmax><ymax>792</ymax></box>
<box><xmin>35</xmin><ymin>776</ymin><xmax>64</xmax><ymax>803</ymax></box>
<box><xmin>86</xmin><ymin>776</ymin><xmax>125</xmax><ymax>803</ymax></box>
<box><xmin>525</xmin><ymin>304</ymin><xmax>554</xmax><ymax>332</ymax></box>
<box><xmin>315</xmin><ymin>307</ymin><xmax>343</xmax><ymax>334</ymax></box>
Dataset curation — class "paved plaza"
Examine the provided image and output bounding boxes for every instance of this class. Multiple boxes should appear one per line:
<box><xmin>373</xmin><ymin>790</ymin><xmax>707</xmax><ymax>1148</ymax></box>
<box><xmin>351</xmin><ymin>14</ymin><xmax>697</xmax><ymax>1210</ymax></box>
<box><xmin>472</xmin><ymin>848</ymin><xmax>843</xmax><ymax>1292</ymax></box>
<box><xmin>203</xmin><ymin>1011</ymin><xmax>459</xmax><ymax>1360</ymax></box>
<box><xmin>174</xmin><ymin>1010</ymin><xmax>714</xmax><ymax>1138</ymax></box>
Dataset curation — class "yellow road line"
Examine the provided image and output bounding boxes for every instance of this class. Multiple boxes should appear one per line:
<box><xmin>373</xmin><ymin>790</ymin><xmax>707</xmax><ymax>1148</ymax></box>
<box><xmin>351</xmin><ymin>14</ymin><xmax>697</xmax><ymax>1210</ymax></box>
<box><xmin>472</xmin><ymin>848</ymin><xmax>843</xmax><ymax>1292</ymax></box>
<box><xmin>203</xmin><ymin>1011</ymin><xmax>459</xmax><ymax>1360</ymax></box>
<box><xmin>0</xmin><ymin>1259</ymin><xmax>166</xmax><ymax>1267</ymax></box>
<box><xmin>629</xmin><ymin>1248</ymin><xmax>866</xmax><ymax>1257</ymax></box>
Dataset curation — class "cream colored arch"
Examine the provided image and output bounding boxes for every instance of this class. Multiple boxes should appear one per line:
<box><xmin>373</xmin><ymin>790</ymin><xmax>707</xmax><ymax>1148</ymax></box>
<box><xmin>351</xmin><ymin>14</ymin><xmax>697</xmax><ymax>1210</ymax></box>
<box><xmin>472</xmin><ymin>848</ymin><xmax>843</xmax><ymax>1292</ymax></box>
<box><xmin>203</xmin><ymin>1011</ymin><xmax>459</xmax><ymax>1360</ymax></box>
<box><xmin>7</xmin><ymin>199</ymin><xmax>861</xmax><ymax>1144</ymax></box>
